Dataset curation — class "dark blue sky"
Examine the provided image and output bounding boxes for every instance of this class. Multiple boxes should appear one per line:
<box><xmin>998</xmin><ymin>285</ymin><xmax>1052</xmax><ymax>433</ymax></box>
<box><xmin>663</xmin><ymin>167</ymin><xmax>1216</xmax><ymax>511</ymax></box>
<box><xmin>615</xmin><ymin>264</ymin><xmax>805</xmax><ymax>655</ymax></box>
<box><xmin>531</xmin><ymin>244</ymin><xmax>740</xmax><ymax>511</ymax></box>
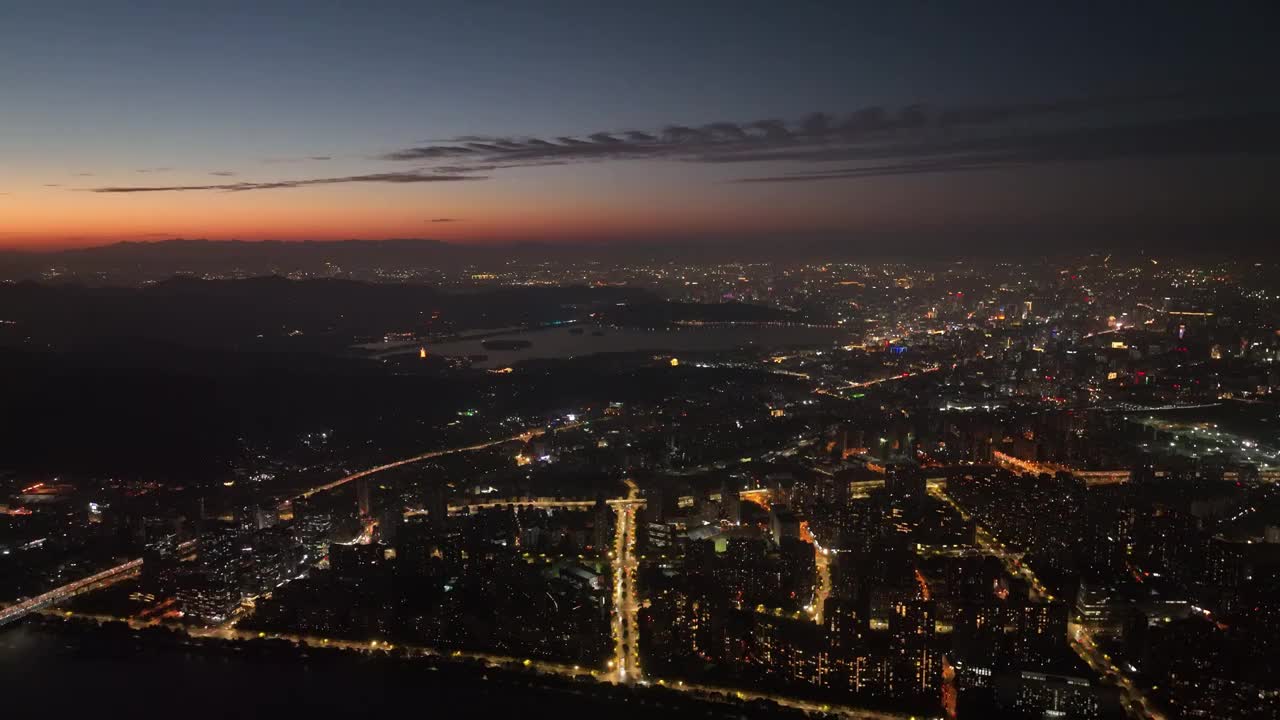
<box><xmin>1</xmin><ymin>1</ymin><xmax>1275</xmax><ymax>248</ymax></box>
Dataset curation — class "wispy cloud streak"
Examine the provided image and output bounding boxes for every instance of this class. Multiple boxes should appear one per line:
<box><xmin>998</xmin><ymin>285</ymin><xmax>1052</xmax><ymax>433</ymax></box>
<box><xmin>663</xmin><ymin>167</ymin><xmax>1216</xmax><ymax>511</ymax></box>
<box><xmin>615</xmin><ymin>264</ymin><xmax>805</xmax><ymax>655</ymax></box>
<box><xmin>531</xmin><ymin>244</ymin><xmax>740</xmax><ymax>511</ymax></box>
<box><xmin>90</xmin><ymin>171</ymin><xmax>482</xmax><ymax>193</ymax></box>
<box><xmin>382</xmin><ymin>93</ymin><xmax>1276</xmax><ymax>182</ymax></box>
<box><xmin>86</xmin><ymin>92</ymin><xmax>1276</xmax><ymax>193</ymax></box>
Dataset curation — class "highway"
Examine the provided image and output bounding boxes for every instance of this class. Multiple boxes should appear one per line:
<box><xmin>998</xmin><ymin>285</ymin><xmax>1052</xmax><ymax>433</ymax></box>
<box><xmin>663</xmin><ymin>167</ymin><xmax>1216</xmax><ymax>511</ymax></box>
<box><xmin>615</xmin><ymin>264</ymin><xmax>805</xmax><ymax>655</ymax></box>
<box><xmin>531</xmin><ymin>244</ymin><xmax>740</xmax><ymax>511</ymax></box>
<box><xmin>404</xmin><ymin>495</ymin><xmax>645</xmax><ymax>516</ymax></box>
<box><xmin>991</xmin><ymin>451</ymin><xmax>1130</xmax><ymax>486</ymax></box>
<box><xmin>0</xmin><ymin>560</ymin><xmax>141</xmax><ymax>627</ymax></box>
<box><xmin>0</xmin><ymin>539</ymin><xmax>197</xmax><ymax>628</ymax></box>
<box><xmin>288</xmin><ymin>421</ymin><xmax>589</xmax><ymax>504</ymax></box>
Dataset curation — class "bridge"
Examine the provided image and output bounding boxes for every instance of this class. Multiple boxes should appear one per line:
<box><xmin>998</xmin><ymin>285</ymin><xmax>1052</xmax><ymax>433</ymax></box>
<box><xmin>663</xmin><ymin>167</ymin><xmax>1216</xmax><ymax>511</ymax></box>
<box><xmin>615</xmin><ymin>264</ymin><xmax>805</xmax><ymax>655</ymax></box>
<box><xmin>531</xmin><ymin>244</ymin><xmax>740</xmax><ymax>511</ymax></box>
<box><xmin>403</xmin><ymin>495</ymin><xmax>645</xmax><ymax>517</ymax></box>
<box><xmin>286</xmin><ymin>420</ymin><xmax>595</xmax><ymax>506</ymax></box>
<box><xmin>1098</xmin><ymin>401</ymin><xmax>1221</xmax><ymax>413</ymax></box>
<box><xmin>0</xmin><ymin>539</ymin><xmax>197</xmax><ymax>628</ymax></box>
<box><xmin>992</xmin><ymin>451</ymin><xmax>1130</xmax><ymax>486</ymax></box>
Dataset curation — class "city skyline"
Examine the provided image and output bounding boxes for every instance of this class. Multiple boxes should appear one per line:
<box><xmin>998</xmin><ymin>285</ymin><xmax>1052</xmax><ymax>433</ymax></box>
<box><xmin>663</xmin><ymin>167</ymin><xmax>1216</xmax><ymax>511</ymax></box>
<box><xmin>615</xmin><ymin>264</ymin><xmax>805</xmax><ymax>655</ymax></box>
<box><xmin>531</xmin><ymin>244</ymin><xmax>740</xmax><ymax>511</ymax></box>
<box><xmin>3</xmin><ymin>5</ymin><xmax>1279</xmax><ymax>719</ymax></box>
<box><xmin>5</xmin><ymin>254</ymin><xmax>1278</xmax><ymax>720</ymax></box>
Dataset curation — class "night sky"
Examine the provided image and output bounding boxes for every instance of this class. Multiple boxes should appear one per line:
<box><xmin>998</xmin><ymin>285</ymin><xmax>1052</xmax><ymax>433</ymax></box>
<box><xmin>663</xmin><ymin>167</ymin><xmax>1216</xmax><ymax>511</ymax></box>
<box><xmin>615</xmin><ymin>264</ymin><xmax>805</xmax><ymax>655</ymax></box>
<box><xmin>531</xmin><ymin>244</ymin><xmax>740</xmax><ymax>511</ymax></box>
<box><xmin>1</xmin><ymin>1</ymin><xmax>1275</xmax><ymax>250</ymax></box>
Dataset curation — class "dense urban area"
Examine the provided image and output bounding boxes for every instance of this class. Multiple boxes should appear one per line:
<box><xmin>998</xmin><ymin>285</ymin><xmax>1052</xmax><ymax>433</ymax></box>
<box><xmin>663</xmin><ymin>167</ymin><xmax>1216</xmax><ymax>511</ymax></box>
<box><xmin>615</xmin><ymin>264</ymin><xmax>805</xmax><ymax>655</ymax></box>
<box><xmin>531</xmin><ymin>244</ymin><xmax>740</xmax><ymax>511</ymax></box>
<box><xmin>3</xmin><ymin>249</ymin><xmax>1279</xmax><ymax>719</ymax></box>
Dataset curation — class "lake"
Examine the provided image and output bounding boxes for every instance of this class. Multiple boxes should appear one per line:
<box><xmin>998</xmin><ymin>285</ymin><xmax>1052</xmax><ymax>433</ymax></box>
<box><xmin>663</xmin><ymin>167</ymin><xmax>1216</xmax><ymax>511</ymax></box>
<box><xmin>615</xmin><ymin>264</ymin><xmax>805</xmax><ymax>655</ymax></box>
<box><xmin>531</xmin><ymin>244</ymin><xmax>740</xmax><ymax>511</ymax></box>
<box><xmin>425</xmin><ymin>324</ymin><xmax>850</xmax><ymax>368</ymax></box>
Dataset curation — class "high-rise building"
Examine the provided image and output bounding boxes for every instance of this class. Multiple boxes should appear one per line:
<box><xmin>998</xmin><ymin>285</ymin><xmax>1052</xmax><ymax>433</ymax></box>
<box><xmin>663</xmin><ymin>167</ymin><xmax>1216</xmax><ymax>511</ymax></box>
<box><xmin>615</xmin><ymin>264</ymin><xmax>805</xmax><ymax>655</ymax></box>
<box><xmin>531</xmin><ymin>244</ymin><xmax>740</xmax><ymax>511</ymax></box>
<box><xmin>1014</xmin><ymin>602</ymin><xmax>1069</xmax><ymax>667</ymax></box>
<box><xmin>890</xmin><ymin>598</ymin><xmax>937</xmax><ymax>644</ymax></box>
<box><xmin>140</xmin><ymin>533</ymin><xmax>182</xmax><ymax>594</ymax></box>
<box><xmin>291</xmin><ymin>499</ymin><xmax>334</xmax><ymax>558</ymax></box>
<box><xmin>178</xmin><ymin>525</ymin><xmax>244</xmax><ymax>623</ymax></box>
<box><xmin>424</xmin><ymin>484</ymin><xmax>448</xmax><ymax>537</ymax></box>
<box><xmin>884</xmin><ymin>464</ymin><xmax>927</xmax><ymax>506</ymax></box>
<box><xmin>395</xmin><ymin>519</ymin><xmax>442</xmax><ymax>577</ymax></box>
<box><xmin>198</xmin><ymin>526</ymin><xmax>242</xmax><ymax>589</ymax></box>
<box><xmin>994</xmin><ymin>670</ymin><xmax>1118</xmax><ymax>719</ymax></box>
<box><xmin>954</xmin><ymin>600</ymin><xmax>1006</xmax><ymax>662</ymax></box>
<box><xmin>245</xmin><ymin>527</ymin><xmax>304</xmax><ymax>592</ymax></box>
<box><xmin>329</xmin><ymin>542</ymin><xmax>386</xmax><ymax>580</ymax></box>
<box><xmin>770</xmin><ymin>506</ymin><xmax>801</xmax><ymax>546</ymax></box>
<box><xmin>1075</xmin><ymin>581</ymin><xmax>1123</xmax><ymax>633</ymax></box>
<box><xmin>592</xmin><ymin>494</ymin><xmax>611</xmax><ymax>553</ymax></box>
<box><xmin>825</xmin><ymin>597</ymin><xmax>865</xmax><ymax>653</ymax></box>
<box><xmin>887</xmin><ymin>599</ymin><xmax>942</xmax><ymax>697</ymax></box>
<box><xmin>379</xmin><ymin>505</ymin><xmax>404</xmax><ymax>545</ymax></box>
<box><xmin>720</xmin><ymin>477</ymin><xmax>742</xmax><ymax>525</ymax></box>
<box><xmin>356</xmin><ymin>477</ymin><xmax>372</xmax><ymax>519</ymax></box>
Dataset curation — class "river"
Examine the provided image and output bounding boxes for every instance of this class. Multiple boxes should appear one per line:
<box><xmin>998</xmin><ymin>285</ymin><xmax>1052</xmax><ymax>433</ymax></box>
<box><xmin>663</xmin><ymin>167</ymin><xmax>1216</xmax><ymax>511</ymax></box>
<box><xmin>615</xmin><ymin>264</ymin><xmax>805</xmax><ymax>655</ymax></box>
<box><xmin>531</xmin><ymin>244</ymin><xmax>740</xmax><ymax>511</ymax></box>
<box><xmin>0</xmin><ymin>620</ymin><xmax>795</xmax><ymax>718</ymax></box>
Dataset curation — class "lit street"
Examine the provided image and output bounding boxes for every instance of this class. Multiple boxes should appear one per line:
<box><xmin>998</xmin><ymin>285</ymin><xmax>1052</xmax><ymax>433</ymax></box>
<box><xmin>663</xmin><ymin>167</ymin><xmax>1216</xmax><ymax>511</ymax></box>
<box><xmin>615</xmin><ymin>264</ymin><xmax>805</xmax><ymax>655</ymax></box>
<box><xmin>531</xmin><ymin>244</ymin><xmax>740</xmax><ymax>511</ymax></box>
<box><xmin>611</xmin><ymin>478</ymin><xmax>642</xmax><ymax>684</ymax></box>
<box><xmin>288</xmin><ymin>421</ymin><xmax>590</xmax><ymax>505</ymax></box>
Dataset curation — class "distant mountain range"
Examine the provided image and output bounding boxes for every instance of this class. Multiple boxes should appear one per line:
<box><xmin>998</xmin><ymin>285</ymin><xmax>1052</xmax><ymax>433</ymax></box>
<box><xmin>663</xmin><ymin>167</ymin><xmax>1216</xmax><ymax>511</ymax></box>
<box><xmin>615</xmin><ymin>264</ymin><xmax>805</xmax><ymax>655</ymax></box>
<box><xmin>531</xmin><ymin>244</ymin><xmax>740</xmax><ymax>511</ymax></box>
<box><xmin>2</xmin><ymin>228</ymin><xmax>1274</xmax><ymax>283</ymax></box>
<box><xmin>0</xmin><ymin>238</ymin><xmax>561</xmax><ymax>278</ymax></box>
<box><xmin>0</xmin><ymin>275</ymin><xmax>659</xmax><ymax>352</ymax></box>
<box><xmin>0</xmin><ymin>238</ymin><xmax>777</xmax><ymax>283</ymax></box>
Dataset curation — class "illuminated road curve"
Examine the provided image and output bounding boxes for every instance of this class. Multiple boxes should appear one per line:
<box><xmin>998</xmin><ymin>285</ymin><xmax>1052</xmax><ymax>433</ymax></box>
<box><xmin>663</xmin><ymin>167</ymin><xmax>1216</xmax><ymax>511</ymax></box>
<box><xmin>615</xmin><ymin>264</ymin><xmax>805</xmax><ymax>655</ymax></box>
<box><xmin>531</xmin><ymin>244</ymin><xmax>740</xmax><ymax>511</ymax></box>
<box><xmin>0</xmin><ymin>539</ymin><xmax>197</xmax><ymax>628</ymax></box>
<box><xmin>288</xmin><ymin>421</ymin><xmax>588</xmax><ymax>504</ymax></box>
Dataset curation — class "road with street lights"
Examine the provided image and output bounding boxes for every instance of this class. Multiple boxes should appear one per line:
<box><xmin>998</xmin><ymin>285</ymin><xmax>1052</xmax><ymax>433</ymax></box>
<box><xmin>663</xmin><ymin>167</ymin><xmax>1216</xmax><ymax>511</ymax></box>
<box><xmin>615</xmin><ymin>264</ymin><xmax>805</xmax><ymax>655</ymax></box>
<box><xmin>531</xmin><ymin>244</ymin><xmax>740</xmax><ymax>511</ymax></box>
<box><xmin>610</xmin><ymin>479</ymin><xmax>642</xmax><ymax>683</ymax></box>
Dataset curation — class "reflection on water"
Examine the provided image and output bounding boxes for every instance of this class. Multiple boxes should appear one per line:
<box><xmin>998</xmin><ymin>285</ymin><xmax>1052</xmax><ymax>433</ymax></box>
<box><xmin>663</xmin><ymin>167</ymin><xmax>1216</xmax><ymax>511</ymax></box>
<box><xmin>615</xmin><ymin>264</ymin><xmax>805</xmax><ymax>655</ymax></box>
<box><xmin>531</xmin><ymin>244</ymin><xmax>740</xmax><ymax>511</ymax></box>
<box><xmin>0</xmin><ymin>622</ymin><xmax>751</xmax><ymax>718</ymax></box>
<box><xmin>429</xmin><ymin>325</ymin><xmax>848</xmax><ymax>368</ymax></box>
<box><xmin>0</xmin><ymin>623</ymin><xmax>535</xmax><ymax>715</ymax></box>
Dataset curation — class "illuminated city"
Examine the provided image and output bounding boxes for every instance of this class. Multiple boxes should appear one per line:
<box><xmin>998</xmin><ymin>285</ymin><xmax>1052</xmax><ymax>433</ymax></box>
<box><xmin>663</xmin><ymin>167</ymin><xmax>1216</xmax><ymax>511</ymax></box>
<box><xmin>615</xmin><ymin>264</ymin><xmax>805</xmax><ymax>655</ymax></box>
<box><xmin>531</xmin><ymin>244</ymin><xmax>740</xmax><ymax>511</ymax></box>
<box><xmin>2</xmin><ymin>4</ymin><xmax>1277</xmax><ymax>719</ymax></box>
<box><xmin>4</xmin><ymin>252</ymin><xmax>1279</xmax><ymax>718</ymax></box>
